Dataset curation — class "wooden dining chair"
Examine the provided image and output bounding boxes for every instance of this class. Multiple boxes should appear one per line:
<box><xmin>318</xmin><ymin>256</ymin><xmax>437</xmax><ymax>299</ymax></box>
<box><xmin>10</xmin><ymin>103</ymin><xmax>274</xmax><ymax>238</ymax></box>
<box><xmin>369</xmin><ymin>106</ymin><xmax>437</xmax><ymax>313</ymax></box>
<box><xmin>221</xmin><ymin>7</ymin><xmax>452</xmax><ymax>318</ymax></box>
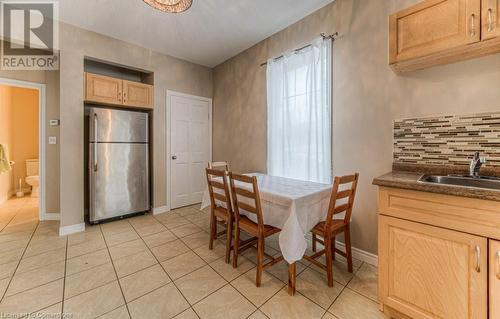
<box><xmin>305</xmin><ymin>173</ymin><xmax>359</xmax><ymax>287</ymax></box>
<box><xmin>229</xmin><ymin>172</ymin><xmax>284</xmax><ymax>287</ymax></box>
<box><xmin>205</xmin><ymin>168</ymin><xmax>234</xmax><ymax>264</ymax></box>
<box><xmin>208</xmin><ymin>161</ymin><xmax>230</xmax><ymax>171</ymax></box>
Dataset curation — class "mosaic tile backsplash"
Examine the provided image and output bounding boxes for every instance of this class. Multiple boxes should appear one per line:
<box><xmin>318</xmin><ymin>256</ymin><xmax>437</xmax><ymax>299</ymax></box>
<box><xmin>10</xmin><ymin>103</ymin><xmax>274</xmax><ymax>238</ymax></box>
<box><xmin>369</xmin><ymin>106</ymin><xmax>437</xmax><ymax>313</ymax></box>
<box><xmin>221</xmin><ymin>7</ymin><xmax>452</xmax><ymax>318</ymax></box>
<box><xmin>394</xmin><ymin>112</ymin><xmax>500</xmax><ymax>167</ymax></box>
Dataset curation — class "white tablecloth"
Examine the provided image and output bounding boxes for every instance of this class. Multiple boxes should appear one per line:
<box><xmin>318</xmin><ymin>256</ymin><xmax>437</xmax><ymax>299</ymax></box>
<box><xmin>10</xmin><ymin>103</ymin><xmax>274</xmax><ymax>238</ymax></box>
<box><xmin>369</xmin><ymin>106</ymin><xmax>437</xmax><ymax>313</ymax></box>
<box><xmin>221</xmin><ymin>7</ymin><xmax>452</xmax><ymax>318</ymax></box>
<box><xmin>201</xmin><ymin>173</ymin><xmax>333</xmax><ymax>263</ymax></box>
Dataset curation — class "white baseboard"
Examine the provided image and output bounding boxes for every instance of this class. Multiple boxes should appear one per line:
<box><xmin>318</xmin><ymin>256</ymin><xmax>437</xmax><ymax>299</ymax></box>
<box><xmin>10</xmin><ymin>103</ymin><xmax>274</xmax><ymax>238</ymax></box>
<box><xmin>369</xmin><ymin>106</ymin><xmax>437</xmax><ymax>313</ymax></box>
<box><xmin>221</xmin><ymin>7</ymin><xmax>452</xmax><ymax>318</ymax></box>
<box><xmin>152</xmin><ymin>206</ymin><xmax>169</xmax><ymax>215</ymax></box>
<box><xmin>43</xmin><ymin>213</ymin><xmax>60</xmax><ymax>221</ymax></box>
<box><xmin>335</xmin><ymin>241</ymin><xmax>378</xmax><ymax>266</ymax></box>
<box><xmin>0</xmin><ymin>194</ymin><xmax>7</xmax><ymax>205</ymax></box>
<box><xmin>59</xmin><ymin>223</ymin><xmax>85</xmax><ymax>236</ymax></box>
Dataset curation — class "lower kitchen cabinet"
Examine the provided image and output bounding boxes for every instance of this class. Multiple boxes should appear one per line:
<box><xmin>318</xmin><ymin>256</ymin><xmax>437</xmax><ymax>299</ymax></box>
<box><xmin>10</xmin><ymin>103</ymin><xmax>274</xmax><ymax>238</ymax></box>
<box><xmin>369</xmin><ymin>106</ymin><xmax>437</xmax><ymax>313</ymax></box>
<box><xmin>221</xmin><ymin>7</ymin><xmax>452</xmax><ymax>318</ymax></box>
<box><xmin>491</xmin><ymin>240</ymin><xmax>500</xmax><ymax>319</ymax></box>
<box><xmin>379</xmin><ymin>215</ymin><xmax>488</xmax><ymax>319</ymax></box>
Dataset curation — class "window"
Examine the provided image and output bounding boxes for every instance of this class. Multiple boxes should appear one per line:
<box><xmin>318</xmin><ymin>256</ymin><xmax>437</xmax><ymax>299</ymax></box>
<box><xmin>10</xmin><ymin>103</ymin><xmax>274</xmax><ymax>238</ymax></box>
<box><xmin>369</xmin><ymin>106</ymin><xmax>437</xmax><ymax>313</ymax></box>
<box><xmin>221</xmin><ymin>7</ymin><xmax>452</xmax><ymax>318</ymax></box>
<box><xmin>267</xmin><ymin>38</ymin><xmax>332</xmax><ymax>184</ymax></box>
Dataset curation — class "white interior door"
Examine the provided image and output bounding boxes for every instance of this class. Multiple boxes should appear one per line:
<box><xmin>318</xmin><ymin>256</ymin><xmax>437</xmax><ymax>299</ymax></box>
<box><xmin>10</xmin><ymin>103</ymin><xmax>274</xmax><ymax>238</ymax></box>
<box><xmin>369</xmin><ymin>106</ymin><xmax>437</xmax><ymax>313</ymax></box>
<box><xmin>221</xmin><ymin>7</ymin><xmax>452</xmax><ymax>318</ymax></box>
<box><xmin>170</xmin><ymin>94</ymin><xmax>211</xmax><ymax>209</ymax></box>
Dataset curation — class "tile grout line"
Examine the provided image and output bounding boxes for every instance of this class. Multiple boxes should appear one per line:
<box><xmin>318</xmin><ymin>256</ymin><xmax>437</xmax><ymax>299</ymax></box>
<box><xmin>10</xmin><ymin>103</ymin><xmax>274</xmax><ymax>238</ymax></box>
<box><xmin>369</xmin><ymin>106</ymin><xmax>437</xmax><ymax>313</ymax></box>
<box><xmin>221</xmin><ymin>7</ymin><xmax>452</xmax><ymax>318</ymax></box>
<box><xmin>0</xmin><ymin>217</ymin><xmax>40</xmax><ymax>303</ymax></box>
<box><xmin>98</xmin><ymin>224</ymin><xmax>133</xmax><ymax>319</ymax></box>
<box><xmin>4</xmin><ymin>225</ymin><xmax>205</xmax><ymax>305</ymax></box>
<box><xmin>161</xmin><ymin>210</ymin><xmax>269</xmax><ymax>310</ymax></box>
<box><xmin>288</xmin><ymin>259</ymin><xmax>362</xmax><ymax>313</ymax></box>
<box><xmin>322</xmin><ymin>262</ymin><xmax>364</xmax><ymax>316</ymax></box>
<box><xmin>156</xmin><ymin>210</ymin><xmax>252</xmax><ymax>318</ymax></box>
<box><xmin>158</xmin><ymin>207</ymin><xmax>313</xmax><ymax>316</ymax></box>
<box><xmin>0</xmin><ymin>214</ymin><xmax>18</xmax><ymax>232</ymax></box>
<box><xmin>154</xmin><ymin>210</ymin><xmax>268</xmax><ymax>310</ymax></box>
<box><xmin>129</xmin><ymin>216</ymin><xmax>198</xmax><ymax>319</ymax></box>
<box><xmin>60</xmin><ymin>236</ymin><xmax>69</xmax><ymax>317</ymax></box>
<box><xmin>22</xmin><ymin>205</ymin><xmax>366</xmax><ymax>319</ymax></box>
<box><xmin>184</xmin><ymin>229</ymin><xmax>286</xmax><ymax>314</ymax></box>
<box><xmin>0</xmin><ymin>199</ymin><xmax>29</xmax><ymax>232</ymax></box>
<box><xmin>62</xmin><ymin>231</ymin><xmax>206</xmax><ymax>304</ymax></box>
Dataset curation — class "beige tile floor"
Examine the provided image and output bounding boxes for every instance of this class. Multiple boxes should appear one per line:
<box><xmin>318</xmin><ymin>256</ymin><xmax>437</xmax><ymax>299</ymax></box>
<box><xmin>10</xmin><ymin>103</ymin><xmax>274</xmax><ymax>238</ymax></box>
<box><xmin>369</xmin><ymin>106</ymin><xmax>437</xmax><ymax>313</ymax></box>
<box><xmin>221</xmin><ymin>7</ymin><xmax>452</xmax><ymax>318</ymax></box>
<box><xmin>0</xmin><ymin>197</ymin><xmax>387</xmax><ymax>319</ymax></box>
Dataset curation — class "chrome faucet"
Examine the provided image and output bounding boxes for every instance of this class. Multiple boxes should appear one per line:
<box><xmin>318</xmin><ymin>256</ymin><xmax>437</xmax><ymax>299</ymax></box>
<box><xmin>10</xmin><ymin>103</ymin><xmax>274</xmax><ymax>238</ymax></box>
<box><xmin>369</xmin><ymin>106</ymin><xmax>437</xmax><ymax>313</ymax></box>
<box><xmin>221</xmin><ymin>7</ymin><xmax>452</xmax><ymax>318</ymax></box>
<box><xmin>470</xmin><ymin>152</ymin><xmax>486</xmax><ymax>177</ymax></box>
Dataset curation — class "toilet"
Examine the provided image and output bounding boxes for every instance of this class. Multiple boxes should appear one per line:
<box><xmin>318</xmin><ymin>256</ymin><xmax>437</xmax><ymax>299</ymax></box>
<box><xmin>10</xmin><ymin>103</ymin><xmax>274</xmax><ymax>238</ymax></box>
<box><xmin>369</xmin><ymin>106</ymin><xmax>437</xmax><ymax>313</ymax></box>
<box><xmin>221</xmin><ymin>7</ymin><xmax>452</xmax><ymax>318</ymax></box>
<box><xmin>25</xmin><ymin>159</ymin><xmax>39</xmax><ymax>198</ymax></box>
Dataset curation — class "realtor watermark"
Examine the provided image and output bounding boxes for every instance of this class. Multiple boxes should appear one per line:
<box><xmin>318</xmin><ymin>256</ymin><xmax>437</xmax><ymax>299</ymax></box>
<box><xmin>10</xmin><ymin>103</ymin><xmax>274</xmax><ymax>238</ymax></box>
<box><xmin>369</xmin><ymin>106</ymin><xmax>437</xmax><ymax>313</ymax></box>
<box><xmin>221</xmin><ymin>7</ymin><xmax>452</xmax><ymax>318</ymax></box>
<box><xmin>0</xmin><ymin>0</ymin><xmax>59</xmax><ymax>70</ymax></box>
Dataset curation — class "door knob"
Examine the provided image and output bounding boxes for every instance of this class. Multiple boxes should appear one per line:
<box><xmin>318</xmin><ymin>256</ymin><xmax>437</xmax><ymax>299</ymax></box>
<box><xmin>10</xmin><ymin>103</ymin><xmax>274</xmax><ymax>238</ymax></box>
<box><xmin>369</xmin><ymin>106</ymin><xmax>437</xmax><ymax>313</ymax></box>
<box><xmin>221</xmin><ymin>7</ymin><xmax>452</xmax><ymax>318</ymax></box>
<box><xmin>172</xmin><ymin>156</ymin><xmax>177</xmax><ymax>160</ymax></box>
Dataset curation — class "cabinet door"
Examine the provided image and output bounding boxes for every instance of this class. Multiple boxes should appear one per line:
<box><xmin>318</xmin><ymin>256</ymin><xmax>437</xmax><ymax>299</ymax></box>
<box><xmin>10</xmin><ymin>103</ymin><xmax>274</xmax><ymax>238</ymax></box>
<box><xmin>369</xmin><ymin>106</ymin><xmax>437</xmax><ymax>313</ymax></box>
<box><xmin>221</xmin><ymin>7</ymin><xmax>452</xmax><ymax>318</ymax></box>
<box><xmin>85</xmin><ymin>73</ymin><xmax>123</xmax><ymax>105</ymax></box>
<box><xmin>389</xmin><ymin>0</ymin><xmax>481</xmax><ymax>63</ymax></box>
<box><xmin>482</xmin><ymin>0</ymin><xmax>500</xmax><ymax>40</ymax></box>
<box><xmin>122</xmin><ymin>80</ymin><xmax>153</xmax><ymax>109</ymax></box>
<box><xmin>379</xmin><ymin>215</ymin><xmax>487</xmax><ymax>319</ymax></box>
<box><xmin>491</xmin><ymin>240</ymin><xmax>500</xmax><ymax>319</ymax></box>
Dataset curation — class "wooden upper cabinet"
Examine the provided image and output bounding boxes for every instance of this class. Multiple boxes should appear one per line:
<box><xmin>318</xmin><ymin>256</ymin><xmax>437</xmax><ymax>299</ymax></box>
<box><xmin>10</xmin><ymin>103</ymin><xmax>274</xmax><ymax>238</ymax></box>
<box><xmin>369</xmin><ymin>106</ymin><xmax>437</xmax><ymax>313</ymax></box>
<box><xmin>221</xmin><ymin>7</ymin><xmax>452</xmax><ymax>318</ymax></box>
<box><xmin>482</xmin><ymin>0</ymin><xmax>500</xmax><ymax>40</ymax></box>
<box><xmin>390</xmin><ymin>0</ymin><xmax>481</xmax><ymax>64</ymax></box>
<box><xmin>122</xmin><ymin>80</ymin><xmax>153</xmax><ymax>109</ymax></box>
<box><xmin>84</xmin><ymin>72</ymin><xmax>153</xmax><ymax>109</ymax></box>
<box><xmin>490</xmin><ymin>240</ymin><xmax>500</xmax><ymax>319</ymax></box>
<box><xmin>85</xmin><ymin>72</ymin><xmax>122</xmax><ymax>105</ymax></box>
<box><xmin>379</xmin><ymin>215</ymin><xmax>488</xmax><ymax>319</ymax></box>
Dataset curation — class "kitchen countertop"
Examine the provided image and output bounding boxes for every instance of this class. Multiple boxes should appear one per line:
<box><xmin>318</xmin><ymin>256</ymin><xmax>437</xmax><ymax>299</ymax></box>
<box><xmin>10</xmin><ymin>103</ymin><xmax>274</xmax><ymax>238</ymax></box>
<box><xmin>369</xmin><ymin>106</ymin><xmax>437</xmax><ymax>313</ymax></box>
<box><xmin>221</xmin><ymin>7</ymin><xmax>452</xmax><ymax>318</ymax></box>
<box><xmin>373</xmin><ymin>169</ymin><xmax>500</xmax><ymax>202</ymax></box>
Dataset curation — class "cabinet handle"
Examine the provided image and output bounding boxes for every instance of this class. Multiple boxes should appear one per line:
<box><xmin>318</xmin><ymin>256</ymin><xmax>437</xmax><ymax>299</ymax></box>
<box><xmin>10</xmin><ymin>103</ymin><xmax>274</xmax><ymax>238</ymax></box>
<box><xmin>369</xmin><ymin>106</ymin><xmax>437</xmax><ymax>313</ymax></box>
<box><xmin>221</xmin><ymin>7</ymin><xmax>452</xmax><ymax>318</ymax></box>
<box><xmin>470</xmin><ymin>13</ymin><xmax>476</xmax><ymax>37</ymax></box>
<box><xmin>497</xmin><ymin>251</ymin><xmax>500</xmax><ymax>280</ymax></box>
<box><xmin>474</xmin><ymin>246</ymin><xmax>481</xmax><ymax>272</ymax></box>
<box><xmin>488</xmin><ymin>8</ymin><xmax>494</xmax><ymax>32</ymax></box>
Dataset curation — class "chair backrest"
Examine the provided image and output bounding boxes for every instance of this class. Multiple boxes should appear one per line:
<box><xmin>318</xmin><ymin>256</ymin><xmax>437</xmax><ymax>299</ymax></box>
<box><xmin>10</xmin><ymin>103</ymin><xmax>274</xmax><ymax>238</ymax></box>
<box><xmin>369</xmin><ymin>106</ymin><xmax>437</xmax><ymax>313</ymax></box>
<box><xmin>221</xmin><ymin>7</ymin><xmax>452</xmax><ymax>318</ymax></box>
<box><xmin>325</xmin><ymin>173</ymin><xmax>359</xmax><ymax>227</ymax></box>
<box><xmin>206</xmin><ymin>168</ymin><xmax>232</xmax><ymax>213</ymax></box>
<box><xmin>208</xmin><ymin>161</ymin><xmax>230</xmax><ymax>171</ymax></box>
<box><xmin>228</xmin><ymin>172</ymin><xmax>265</xmax><ymax>232</ymax></box>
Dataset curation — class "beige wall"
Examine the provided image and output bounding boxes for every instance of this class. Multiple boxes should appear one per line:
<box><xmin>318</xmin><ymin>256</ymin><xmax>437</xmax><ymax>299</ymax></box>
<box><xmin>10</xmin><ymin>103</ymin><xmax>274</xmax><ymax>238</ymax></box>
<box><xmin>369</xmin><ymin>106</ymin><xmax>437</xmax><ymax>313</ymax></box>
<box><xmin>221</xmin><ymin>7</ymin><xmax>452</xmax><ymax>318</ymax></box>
<box><xmin>5</xmin><ymin>86</ymin><xmax>39</xmax><ymax>193</ymax></box>
<box><xmin>0</xmin><ymin>85</ymin><xmax>12</xmax><ymax>203</ymax></box>
<box><xmin>0</xmin><ymin>67</ymin><xmax>60</xmax><ymax>214</ymax></box>
<box><xmin>59</xmin><ymin>23</ymin><xmax>213</xmax><ymax>227</ymax></box>
<box><xmin>212</xmin><ymin>0</ymin><xmax>500</xmax><ymax>254</ymax></box>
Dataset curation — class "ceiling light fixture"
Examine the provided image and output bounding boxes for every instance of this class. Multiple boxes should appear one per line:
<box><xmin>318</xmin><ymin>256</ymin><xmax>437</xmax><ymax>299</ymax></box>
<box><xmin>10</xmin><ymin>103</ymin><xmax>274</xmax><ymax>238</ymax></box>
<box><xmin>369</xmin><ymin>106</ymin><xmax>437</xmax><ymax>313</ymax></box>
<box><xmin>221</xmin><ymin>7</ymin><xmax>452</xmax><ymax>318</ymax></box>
<box><xmin>143</xmin><ymin>0</ymin><xmax>192</xmax><ymax>13</ymax></box>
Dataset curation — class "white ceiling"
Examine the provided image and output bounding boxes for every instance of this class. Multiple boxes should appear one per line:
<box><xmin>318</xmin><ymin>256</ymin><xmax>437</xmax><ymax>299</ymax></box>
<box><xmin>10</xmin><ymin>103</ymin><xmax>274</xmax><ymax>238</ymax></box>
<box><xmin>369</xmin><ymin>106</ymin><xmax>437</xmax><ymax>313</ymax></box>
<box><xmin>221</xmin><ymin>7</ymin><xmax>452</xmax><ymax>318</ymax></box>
<box><xmin>59</xmin><ymin>0</ymin><xmax>334</xmax><ymax>67</ymax></box>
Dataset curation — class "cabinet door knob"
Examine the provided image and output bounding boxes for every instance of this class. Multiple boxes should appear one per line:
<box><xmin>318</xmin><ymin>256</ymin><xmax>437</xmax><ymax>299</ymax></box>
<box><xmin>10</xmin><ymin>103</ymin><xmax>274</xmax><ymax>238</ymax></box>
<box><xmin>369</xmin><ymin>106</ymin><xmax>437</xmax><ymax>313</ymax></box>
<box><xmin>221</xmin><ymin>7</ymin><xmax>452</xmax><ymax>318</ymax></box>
<box><xmin>474</xmin><ymin>246</ymin><xmax>481</xmax><ymax>273</ymax></box>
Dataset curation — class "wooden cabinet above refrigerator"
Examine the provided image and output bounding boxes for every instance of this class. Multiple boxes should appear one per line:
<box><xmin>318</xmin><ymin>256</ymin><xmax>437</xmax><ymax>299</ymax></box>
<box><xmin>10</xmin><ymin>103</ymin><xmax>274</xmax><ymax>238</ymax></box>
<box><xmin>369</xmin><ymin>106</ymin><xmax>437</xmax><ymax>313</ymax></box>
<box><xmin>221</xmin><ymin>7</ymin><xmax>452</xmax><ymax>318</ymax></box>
<box><xmin>85</xmin><ymin>72</ymin><xmax>154</xmax><ymax>109</ymax></box>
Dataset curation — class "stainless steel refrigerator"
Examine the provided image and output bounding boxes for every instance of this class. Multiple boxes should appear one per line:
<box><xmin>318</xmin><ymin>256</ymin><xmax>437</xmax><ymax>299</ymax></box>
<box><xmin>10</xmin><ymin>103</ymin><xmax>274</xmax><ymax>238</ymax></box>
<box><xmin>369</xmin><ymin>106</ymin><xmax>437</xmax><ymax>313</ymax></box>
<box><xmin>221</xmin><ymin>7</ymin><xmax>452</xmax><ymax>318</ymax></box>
<box><xmin>88</xmin><ymin>107</ymin><xmax>150</xmax><ymax>223</ymax></box>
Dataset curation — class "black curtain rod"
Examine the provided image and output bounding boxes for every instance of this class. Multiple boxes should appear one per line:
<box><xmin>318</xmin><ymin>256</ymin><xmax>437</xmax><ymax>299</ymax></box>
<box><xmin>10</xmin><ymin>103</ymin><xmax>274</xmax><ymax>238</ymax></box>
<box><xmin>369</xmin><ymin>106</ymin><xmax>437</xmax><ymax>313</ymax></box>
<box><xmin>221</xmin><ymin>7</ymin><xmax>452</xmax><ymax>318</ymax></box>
<box><xmin>260</xmin><ymin>32</ymin><xmax>339</xmax><ymax>67</ymax></box>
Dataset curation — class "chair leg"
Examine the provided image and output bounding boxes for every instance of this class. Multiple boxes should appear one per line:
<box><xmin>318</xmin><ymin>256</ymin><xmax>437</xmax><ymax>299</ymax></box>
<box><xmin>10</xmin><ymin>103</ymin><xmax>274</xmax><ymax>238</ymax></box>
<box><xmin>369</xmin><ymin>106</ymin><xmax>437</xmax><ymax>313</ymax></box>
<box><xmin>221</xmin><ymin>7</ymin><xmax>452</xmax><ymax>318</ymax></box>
<box><xmin>209</xmin><ymin>210</ymin><xmax>216</xmax><ymax>250</ymax></box>
<box><xmin>332</xmin><ymin>234</ymin><xmax>336</xmax><ymax>261</ymax></box>
<box><xmin>232</xmin><ymin>226</ymin><xmax>240</xmax><ymax>268</ymax></box>
<box><xmin>256</xmin><ymin>235</ymin><xmax>264</xmax><ymax>287</ymax></box>
<box><xmin>225</xmin><ymin>219</ymin><xmax>233</xmax><ymax>264</ymax></box>
<box><xmin>312</xmin><ymin>233</ymin><xmax>317</xmax><ymax>252</ymax></box>
<box><xmin>324</xmin><ymin>235</ymin><xmax>334</xmax><ymax>287</ymax></box>
<box><xmin>345</xmin><ymin>226</ymin><xmax>353</xmax><ymax>273</ymax></box>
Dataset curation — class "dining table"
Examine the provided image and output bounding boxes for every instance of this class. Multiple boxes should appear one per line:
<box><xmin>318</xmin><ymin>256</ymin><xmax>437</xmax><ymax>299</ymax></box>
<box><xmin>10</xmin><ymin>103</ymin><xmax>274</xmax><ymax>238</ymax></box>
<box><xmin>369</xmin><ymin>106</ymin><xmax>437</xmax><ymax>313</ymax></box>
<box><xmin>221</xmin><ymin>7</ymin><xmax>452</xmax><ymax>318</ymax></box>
<box><xmin>200</xmin><ymin>173</ymin><xmax>333</xmax><ymax>295</ymax></box>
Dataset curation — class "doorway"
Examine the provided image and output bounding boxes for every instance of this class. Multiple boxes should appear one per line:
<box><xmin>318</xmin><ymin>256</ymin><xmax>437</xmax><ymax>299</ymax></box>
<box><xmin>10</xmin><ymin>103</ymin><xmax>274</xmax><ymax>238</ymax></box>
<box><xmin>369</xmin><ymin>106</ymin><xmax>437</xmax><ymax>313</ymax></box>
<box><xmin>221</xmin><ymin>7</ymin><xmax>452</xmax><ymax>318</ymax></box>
<box><xmin>0</xmin><ymin>78</ymin><xmax>46</xmax><ymax>221</ymax></box>
<box><xmin>167</xmin><ymin>90</ymin><xmax>212</xmax><ymax>210</ymax></box>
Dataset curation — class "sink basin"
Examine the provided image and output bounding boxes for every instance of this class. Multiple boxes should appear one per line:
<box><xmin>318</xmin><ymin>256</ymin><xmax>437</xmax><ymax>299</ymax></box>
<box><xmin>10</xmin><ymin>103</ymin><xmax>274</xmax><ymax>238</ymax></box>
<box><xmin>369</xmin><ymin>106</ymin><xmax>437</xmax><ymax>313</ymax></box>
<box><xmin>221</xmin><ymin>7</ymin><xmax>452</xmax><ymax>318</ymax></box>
<box><xmin>418</xmin><ymin>175</ymin><xmax>500</xmax><ymax>191</ymax></box>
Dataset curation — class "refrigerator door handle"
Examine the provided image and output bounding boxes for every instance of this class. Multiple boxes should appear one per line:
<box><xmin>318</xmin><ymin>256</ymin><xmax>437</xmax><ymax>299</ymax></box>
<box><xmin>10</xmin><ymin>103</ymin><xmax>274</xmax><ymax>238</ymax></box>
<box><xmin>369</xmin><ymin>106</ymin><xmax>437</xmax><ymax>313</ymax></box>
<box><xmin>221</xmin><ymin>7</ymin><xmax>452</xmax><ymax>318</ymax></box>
<box><xmin>94</xmin><ymin>113</ymin><xmax>98</xmax><ymax>172</ymax></box>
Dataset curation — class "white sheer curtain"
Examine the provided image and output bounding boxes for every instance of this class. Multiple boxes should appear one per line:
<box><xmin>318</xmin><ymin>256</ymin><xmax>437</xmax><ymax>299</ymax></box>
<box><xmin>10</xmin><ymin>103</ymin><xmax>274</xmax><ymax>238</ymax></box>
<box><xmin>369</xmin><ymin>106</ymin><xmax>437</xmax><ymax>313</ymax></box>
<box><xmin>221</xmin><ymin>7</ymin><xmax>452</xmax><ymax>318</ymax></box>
<box><xmin>267</xmin><ymin>37</ymin><xmax>332</xmax><ymax>184</ymax></box>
